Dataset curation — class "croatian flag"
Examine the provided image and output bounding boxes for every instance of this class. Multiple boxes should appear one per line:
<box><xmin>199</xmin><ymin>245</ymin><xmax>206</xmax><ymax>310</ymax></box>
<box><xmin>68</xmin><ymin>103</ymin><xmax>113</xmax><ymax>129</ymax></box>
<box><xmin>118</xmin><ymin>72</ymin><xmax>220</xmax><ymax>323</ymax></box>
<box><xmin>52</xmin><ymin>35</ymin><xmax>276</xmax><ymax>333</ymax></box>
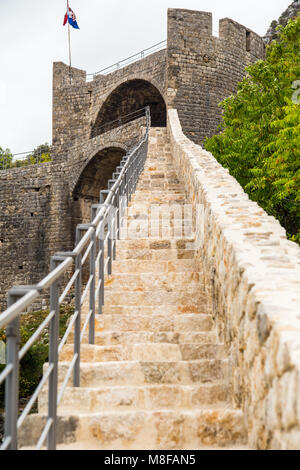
<box><xmin>63</xmin><ymin>6</ymin><xmax>80</xmax><ymax>29</ymax></box>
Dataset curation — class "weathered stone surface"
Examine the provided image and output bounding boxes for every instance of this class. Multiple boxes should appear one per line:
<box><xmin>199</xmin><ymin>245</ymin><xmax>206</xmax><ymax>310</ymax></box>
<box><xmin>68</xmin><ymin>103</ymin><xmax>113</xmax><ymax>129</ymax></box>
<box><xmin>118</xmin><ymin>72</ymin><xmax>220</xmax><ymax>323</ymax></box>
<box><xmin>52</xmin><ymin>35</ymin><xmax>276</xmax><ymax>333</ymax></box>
<box><xmin>0</xmin><ymin>8</ymin><xmax>265</xmax><ymax>310</ymax></box>
<box><xmin>168</xmin><ymin>109</ymin><xmax>300</xmax><ymax>449</ymax></box>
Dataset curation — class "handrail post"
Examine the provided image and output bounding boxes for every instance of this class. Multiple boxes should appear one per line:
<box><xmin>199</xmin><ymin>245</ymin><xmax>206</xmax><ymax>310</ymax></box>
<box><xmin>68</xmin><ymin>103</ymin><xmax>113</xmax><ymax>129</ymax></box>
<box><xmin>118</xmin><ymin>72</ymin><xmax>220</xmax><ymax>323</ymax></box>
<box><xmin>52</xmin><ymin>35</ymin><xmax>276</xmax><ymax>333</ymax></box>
<box><xmin>74</xmin><ymin>228</ymin><xmax>82</xmax><ymax>387</ymax></box>
<box><xmin>89</xmin><ymin>226</ymin><xmax>96</xmax><ymax>345</ymax></box>
<box><xmin>47</xmin><ymin>256</ymin><xmax>60</xmax><ymax>450</ymax></box>
<box><xmin>4</xmin><ymin>291</ymin><xmax>20</xmax><ymax>450</ymax></box>
<box><xmin>107</xmin><ymin>206</ymin><xmax>113</xmax><ymax>275</ymax></box>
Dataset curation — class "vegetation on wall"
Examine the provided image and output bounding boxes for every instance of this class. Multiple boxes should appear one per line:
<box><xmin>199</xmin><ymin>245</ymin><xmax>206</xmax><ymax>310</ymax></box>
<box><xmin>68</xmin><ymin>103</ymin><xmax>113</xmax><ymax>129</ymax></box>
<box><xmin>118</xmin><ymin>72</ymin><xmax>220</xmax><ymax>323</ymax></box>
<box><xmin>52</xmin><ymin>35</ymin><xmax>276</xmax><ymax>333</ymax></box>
<box><xmin>0</xmin><ymin>143</ymin><xmax>51</xmax><ymax>170</ymax></box>
<box><xmin>205</xmin><ymin>15</ymin><xmax>300</xmax><ymax>244</ymax></box>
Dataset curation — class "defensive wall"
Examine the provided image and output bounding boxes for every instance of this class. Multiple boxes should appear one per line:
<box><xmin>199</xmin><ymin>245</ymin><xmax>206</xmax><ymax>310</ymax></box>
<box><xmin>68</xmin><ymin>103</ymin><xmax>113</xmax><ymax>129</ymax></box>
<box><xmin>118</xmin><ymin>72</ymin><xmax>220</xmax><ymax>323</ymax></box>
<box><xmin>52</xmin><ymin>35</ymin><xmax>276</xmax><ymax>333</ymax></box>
<box><xmin>168</xmin><ymin>109</ymin><xmax>300</xmax><ymax>449</ymax></box>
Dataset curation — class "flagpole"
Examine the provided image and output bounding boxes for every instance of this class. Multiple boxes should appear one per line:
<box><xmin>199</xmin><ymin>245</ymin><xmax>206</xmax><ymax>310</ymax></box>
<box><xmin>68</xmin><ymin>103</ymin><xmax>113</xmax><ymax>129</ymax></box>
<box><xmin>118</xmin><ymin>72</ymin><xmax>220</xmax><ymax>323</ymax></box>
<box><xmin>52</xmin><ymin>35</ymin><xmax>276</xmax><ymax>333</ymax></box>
<box><xmin>67</xmin><ymin>0</ymin><xmax>72</xmax><ymax>84</ymax></box>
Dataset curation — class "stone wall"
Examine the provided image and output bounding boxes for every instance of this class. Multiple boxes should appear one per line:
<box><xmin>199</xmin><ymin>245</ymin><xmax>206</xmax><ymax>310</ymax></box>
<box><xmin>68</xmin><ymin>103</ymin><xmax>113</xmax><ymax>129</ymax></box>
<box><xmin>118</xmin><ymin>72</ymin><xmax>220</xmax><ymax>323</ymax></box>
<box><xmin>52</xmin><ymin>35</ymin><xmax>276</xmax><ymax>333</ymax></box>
<box><xmin>0</xmin><ymin>119</ymin><xmax>145</xmax><ymax>310</ymax></box>
<box><xmin>168</xmin><ymin>109</ymin><xmax>300</xmax><ymax>450</ymax></box>
<box><xmin>0</xmin><ymin>8</ymin><xmax>267</xmax><ymax>310</ymax></box>
<box><xmin>167</xmin><ymin>9</ymin><xmax>265</xmax><ymax>144</ymax></box>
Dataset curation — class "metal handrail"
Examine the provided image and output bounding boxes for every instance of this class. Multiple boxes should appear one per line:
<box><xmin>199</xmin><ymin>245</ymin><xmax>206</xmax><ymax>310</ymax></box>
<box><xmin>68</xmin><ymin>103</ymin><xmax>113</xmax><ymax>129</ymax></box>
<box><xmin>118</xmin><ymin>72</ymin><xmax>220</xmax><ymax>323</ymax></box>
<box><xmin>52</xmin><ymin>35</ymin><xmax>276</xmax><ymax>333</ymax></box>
<box><xmin>0</xmin><ymin>106</ymin><xmax>151</xmax><ymax>450</ymax></box>
<box><xmin>87</xmin><ymin>40</ymin><xmax>167</xmax><ymax>80</ymax></box>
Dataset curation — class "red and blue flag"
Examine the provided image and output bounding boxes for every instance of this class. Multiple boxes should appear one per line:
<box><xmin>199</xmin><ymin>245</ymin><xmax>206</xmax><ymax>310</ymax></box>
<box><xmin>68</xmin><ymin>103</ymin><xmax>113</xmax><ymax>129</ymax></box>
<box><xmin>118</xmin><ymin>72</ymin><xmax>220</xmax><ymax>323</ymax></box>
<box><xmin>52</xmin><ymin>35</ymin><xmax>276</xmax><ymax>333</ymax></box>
<box><xmin>63</xmin><ymin>6</ymin><xmax>80</xmax><ymax>29</ymax></box>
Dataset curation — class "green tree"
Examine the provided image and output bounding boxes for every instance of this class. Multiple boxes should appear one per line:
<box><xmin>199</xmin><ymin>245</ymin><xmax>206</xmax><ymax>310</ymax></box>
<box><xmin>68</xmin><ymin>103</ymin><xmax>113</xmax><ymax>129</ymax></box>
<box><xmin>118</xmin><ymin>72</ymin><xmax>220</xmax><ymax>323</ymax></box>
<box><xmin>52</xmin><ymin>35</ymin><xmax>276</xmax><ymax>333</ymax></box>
<box><xmin>0</xmin><ymin>146</ymin><xmax>13</xmax><ymax>169</ymax></box>
<box><xmin>205</xmin><ymin>15</ymin><xmax>300</xmax><ymax>244</ymax></box>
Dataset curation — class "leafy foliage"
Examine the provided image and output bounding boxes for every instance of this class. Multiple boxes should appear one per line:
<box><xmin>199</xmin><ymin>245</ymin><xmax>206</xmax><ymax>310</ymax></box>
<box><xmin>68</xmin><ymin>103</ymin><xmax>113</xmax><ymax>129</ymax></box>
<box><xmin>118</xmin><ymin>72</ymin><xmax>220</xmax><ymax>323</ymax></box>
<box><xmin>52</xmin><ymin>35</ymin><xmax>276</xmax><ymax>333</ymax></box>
<box><xmin>205</xmin><ymin>15</ymin><xmax>300</xmax><ymax>244</ymax></box>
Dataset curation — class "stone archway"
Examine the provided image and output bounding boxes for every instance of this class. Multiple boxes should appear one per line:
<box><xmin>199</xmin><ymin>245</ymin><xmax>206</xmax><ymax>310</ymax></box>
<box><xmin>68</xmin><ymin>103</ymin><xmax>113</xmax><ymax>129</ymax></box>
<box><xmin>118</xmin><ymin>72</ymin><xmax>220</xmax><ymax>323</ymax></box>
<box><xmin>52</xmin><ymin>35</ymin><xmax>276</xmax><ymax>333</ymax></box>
<box><xmin>71</xmin><ymin>146</ymin><xmax>126</xmax><ymax>244</ymax></box>
<box><xmin>91</xmin><ymin>79</ymin><xmax>166</xmax><ymax>138</ymax></box>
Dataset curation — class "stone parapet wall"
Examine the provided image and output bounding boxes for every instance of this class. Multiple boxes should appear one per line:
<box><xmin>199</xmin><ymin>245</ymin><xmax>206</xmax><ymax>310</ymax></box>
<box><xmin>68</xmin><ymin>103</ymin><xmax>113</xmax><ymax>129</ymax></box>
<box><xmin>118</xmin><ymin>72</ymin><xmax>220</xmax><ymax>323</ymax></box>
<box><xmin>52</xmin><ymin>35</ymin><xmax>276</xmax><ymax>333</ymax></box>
<box><xmin>0</xmin><ymin>162</ymin><xmax>64</xmax><ymax>310</ymax></box>
<box><xmin>58</xmin><ymin>116</ymin><xmax>146</xmax><ymax>192</ymax></box>
<box><xmin>52</xmin><ymin>8</ymin><xmax>265</xmax><ymax>154</ymax></box>
<box><xmin>167</xmin><ymin>9</ymin><xmax>265</xmax><ymax>145</ymax></box>
<box><xmin>168</xmin><ymin>109</ymin><xmax>300</xmax><ymax>449</ymax></box>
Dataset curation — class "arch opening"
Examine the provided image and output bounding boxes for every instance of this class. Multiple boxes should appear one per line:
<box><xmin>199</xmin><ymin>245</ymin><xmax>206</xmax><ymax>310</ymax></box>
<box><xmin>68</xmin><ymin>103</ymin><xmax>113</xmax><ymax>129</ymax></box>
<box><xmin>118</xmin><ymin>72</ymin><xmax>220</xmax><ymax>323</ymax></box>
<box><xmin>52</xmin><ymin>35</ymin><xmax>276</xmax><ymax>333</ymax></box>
<box><xmin>71</xmin><ymin>147</ymin><xmax>126</xmax><ymax>244</ymax></box>
<box><xmin>91</xmin><ymin>79</ymin><xmax>166</xmax><ymax>138</ymax></box>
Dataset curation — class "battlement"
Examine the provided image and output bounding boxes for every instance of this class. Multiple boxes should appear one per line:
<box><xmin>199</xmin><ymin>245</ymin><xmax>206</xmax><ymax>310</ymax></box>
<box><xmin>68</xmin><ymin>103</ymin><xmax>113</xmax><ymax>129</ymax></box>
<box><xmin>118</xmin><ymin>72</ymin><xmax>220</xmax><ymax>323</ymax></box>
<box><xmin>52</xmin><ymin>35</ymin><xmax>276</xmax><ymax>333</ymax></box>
<box><xmin>53</xmin><ymin>62</ymin><xmax>86</xmax><ymax>89</ymax></box>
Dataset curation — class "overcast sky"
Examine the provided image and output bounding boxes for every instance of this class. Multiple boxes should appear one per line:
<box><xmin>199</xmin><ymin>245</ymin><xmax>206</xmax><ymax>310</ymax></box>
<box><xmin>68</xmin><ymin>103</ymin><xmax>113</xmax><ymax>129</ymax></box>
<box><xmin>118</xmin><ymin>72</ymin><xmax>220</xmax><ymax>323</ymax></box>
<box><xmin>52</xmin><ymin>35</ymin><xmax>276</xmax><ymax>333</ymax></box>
<box><xmin>0</xmin><ymin>0</ymin><xmax>292</xmax><ymax>154</ymax></box>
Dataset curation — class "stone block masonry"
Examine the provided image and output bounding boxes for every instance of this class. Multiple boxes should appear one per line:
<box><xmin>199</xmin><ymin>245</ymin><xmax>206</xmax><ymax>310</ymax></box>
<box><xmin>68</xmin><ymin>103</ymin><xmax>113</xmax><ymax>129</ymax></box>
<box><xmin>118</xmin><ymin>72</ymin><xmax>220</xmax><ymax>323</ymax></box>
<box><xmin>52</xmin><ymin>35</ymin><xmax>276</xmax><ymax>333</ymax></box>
<box><xmin>168</xmin><ymin>109</ymin><xmax>300</xmax><ymax>449</ymax></box>
<box><xmin>0</xmin><ymin>8</ymin><xmax>265</xmax><ymax>312</ymax></box>
<box><xmin>167</xmin><ymin>9</ymin><xmax>265</xmax><ymax>144</ymax></box>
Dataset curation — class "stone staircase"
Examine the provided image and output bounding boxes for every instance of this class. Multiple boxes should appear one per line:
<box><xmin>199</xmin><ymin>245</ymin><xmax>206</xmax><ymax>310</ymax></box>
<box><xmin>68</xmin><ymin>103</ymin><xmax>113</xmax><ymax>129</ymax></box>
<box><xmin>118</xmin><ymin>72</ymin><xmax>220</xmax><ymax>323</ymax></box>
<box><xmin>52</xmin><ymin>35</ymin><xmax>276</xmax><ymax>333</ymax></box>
<box><xmin>19</xmin><ymin>128</ymin><xmax>247</xmax><ymax>450</ymax></box>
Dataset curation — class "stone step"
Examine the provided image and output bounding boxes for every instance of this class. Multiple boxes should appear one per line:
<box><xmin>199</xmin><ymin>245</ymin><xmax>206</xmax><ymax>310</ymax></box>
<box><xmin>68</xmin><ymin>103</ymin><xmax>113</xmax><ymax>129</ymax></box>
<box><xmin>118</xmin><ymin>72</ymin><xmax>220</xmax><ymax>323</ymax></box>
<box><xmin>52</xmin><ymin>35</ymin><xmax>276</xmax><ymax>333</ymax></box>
<box><xmin>133</xmin><ymin>190</ymin><xmax>186</xmax><ymax>196</ymax></box>
<box><xmin>38</xmin><ymin>384</ymin><xmax>229</xmax><ymax>414</ymax></box>
<box><xmin>129</xmin><ymin>197</ymin><xmax>186</xmax><ymax>205</ymax></box>
<box><xmin>130</xmin><ymin>197</ymin><xmax>187</xmax><ymax>205</ymax></box>
<box><xmin>53</xmin><ymin>359</ymin><xmax>228</xmax><ymax>387</ymax></box>
<box><xmin>140</xmin><ymin>172</ymin><xmax>179</xmax><ymax>179</ymax></box>
<box><xmin>76</xmin><ymin>314</ymin><xmax>213</xmax><ymax>333</ymax></box>
<box><xmin>137</xmin><ymin>177</ymin><xmax>181</xmax><ymax>183</ymax></box>
<box><xmin>103</xmin><ymin>272</ymin><xmax>203</xmax><ymax>291</ymax></box>
<box><xmin>60</xmin><ymin>343</ymin><xmax>225</xmax><ymax>363</ymax></box>
<box><xmin>119</xmin><ymin>226</ymin><xmax>194</xmax><ymax>241</ymax></box>
<box><xmin>71</xmin><ymin>330</ymin><xmax>217</xmax><ymax>346</ymax></box>
<box><xmin>102</xmin><ymin>289</ymin><xmax>206</xmax><ymax>306</ymax></box>
<box><xmin>138</xmin><ymin>177</ymin><xmax>181</xmax><ymax>184</ymax></box>
<box><xmin>134</xmin><ymin>190</ymin><xmax>185</xmax><ymax>197</ymax></box>
<box><xmin>19</xmin><ymin>408</ymin><xmax>246</xmax><ymax>449</ymax></box>
<box><xmin>144</xmin><ymin>158</ymin><xmax>173</xmax><ymax>164</ymax></box>
<box><xmin>55</xmin><ymin>442</ymin><xmax>249</xmax><ymax>450</ymax></box>
<box><xmin>111</xmin><ymin>259</ymin><xmax>200</xmax><ymax>273</ymax></box>
<box><xmin>136</xmin><ymin>183</ymin><xmax>183</xmax><ymax>191</ymax></box>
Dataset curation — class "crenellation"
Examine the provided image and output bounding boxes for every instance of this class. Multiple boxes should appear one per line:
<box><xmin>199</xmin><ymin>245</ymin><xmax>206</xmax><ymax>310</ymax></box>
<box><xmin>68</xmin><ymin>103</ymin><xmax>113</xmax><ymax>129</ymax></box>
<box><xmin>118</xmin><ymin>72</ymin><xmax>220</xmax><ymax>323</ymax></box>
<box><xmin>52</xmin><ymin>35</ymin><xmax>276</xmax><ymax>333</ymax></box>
<box><xmin>0</xmin><ymin>119</ymin><xmax>145</xmax><ymax>309</ymax></box>
<box><xmin>168</xmin><ymin>108</ymin><xmax>300</xmax><ymax>450</ymax></box>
